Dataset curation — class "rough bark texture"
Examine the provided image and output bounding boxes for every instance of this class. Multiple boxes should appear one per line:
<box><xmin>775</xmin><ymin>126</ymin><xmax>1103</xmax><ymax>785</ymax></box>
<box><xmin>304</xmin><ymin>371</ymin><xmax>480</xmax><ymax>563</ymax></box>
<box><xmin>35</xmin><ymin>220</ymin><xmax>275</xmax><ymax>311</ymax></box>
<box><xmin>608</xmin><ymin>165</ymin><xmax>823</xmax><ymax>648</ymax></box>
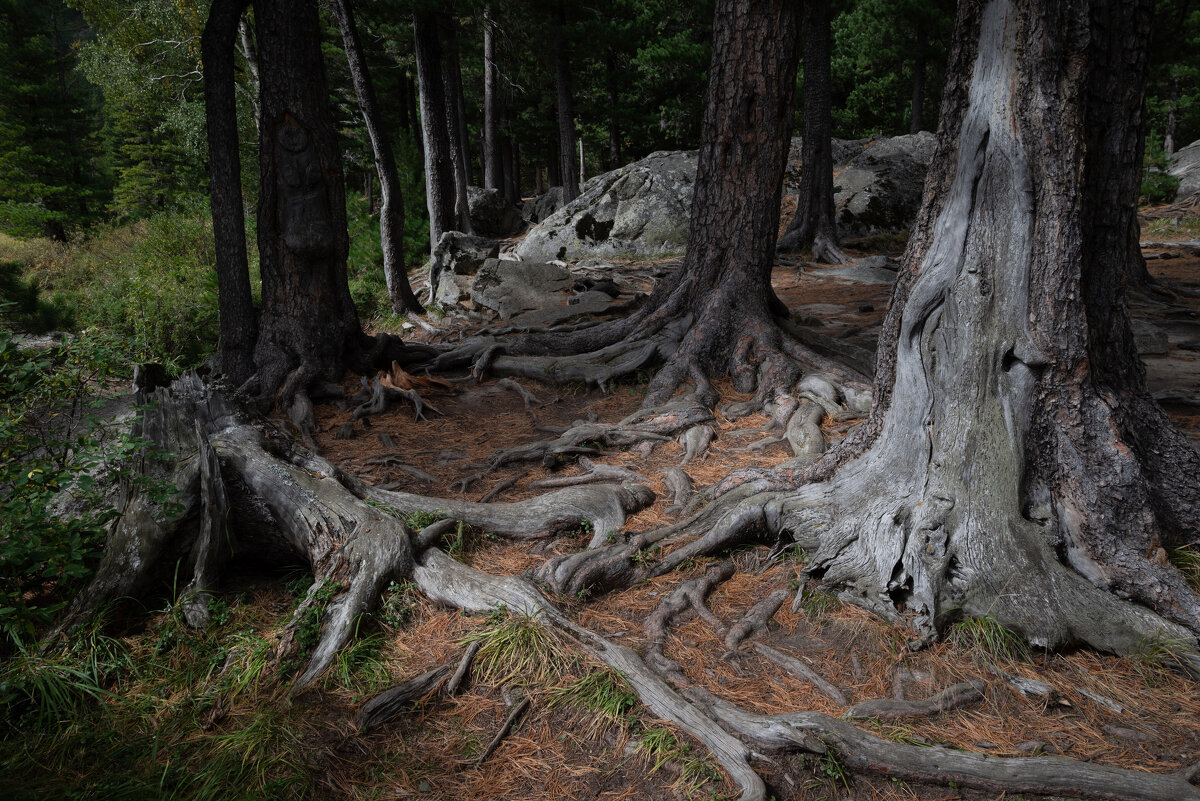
<box><xmin>202</xmin><ymin>0</ymin><xmax>256</xmax><ymax>387</ymax></box>
<box><xmin>248</xmin><ymin>0</ymin><xmax>364</xmax><ymax>412</ymax></box>
<box><xmin>707</xmin><ymin>0</ymin><xmax>1200</xmax><ymax>659</ymax></box>
<box><xmin>331</xmin><ymin>0</ymin><xmax>422</xmax><ymax>315</ymax></box>
<box><xmin>776</xmin><ymin>0</ymin><xmax>843</xmax><ymax>262</ymax></box>
<box><xmin>413</xmin><ymin>12</ymin><xmax>455</xmax><ymax>258</ymax></box>
<box><xmin>482</xmin><ymin>5</ymin><xmax>503</xmax><ymax>192</ymax></box>
<box><xmin>442</xmin><ymin>17</ymin><xmax>473</xmax><ymax>234</ymax></box>
<box><xmin>553</xmin><ymin>3</ymin><xmax>580</xmax><ymax>204</ymax></box>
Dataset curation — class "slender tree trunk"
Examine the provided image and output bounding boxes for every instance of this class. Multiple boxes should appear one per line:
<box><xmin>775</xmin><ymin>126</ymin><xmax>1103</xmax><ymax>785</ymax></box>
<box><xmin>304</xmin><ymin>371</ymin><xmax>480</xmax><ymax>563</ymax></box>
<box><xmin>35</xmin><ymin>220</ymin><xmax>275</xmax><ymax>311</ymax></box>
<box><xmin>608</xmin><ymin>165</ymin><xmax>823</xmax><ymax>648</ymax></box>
<box><xmin>910</xmin><ymin>24</ymin><xmax>927</xmax><ymax>133</ymax></box>
<box><xmin>252</xmin><ymin>0</ymin><xmax>363</xmax><ymax>408</ymax></box>
<box><xmin>332</xmin><ymin>0</ymin><xmax>422</xmax><ymax>314</ymax></box>
<box><xmin>413</xmin><ymin>11</ymin><xmax>456</xmax><ymax>259</ymax></box>
<box><xmin>1165</xmin><ymin>75</ymin><xmax>1180</xmax><ymax>156</ymax></box>
<box><xmin>202</xmin><ymin>0</ymin><xmax>256</xmax><ymax>387</ymax></box>
<box><xmin>236</xmin><ymin>11</ymin><xmax>261</xmax><ymax>128</ymax></box>
<box><xmin>443</xmin><ymin>17</ymin><xmax>473</xmax><ymax>233</ymax></box>
<box><xmin>554</xmin><ymin>4</ymin><xmax>580</xmax><ymax>203</ymax></box>
<box><xmin>606</xmin><ymin>46</ymin><xmax>621</xmax><ymax>170</ymax></box>
<box><xmin>776</xmin><ymin>0</ymin><xmax>843</xmax><ymax>263</ymax></box>
<box><xmin>483</xmin><ymin>5</ymin><xmax>503</xmax><ymax>191</ymax></box>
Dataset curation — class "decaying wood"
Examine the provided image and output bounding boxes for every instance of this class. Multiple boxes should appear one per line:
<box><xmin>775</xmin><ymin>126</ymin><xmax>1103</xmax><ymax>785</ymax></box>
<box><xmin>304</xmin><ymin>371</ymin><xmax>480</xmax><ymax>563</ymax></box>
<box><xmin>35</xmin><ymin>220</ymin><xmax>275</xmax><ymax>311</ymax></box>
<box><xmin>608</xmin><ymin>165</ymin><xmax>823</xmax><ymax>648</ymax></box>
<box><xmin>843</xmin><ymin>679</ymin><xmax>985</xmax><ymax>719</ymax></box>
<box><xmin>724</xmin><ymin>589</ymin><xmax>789</xmax><ymax>649</ymax></box>
<box><xmin>753</xmin><ymin>643</ymin><xmax>849</xmax><ymax>706</ymax></box>
<box><xmin>474</xmin><ymin>695</ymin><xmax>530</xmax><ymax>767</ymax></box>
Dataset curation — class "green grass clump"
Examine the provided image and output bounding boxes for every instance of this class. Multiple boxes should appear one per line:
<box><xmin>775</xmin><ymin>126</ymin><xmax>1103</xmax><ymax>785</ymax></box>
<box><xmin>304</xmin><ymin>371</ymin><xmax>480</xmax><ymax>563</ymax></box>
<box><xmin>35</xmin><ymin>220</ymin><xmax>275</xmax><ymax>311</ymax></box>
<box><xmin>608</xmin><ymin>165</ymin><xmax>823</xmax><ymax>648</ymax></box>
<box><xmin>1168</xmin><ymin>544</ymin><xmax>1200</xmax><ymax>592</ymax></box>
<box><xmin>547</xmin><ymin>667</ymin><xmax>638</xmax><ymax>732</ymax></box>
<box><xmin>463</xmin><ymin>607</ymin><xmax>575</xmax><ymax>686</ymax></box>
<box><xmin>948</xmin><ymin>615</ymin><xmax>1028</xmax><ymax>662</ymax></box>
<box><xmin>637</xmin><ymin>725</ymin><xmax>724</xmax><ymax>797</ymax></box>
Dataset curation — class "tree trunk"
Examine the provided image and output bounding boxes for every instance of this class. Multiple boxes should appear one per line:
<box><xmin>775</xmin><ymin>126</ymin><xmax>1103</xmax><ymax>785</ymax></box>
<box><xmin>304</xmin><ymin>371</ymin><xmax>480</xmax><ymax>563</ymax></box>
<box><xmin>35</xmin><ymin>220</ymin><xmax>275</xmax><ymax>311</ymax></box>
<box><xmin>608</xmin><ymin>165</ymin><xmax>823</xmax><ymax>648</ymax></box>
<box><xmin>606</xmin><ymin>46</ymin><xmax>621</xmax><ymax>170</ymax></box>
<box><xmin>332</xmin><ymin>0</ymin><xmax>422</xmax><ymax>315</ymax></box>
<box><xmin>413</xmin><ymin>11</ymin><xmax>456</xmax><ymax>260</ymax></box>
<box><xmin>1165</xmin><ymin>74</ymin><xmax>1180</xmax><ymax>156</ymax></box>
<box><xmin>776</xmin><ymin>0</ymin><xmax>844</xmax><ymax>263</ymax></box>
<box><xmin>554</xmin><ymin>4</ymin><xmax>580</xmax><ymax>203</ymax></box>
<box><xmin>443</xmin><ymin>17</ymin><xmax>473</xmax><ymax>234</ymax></box>
<box><xmin>765</xmin><ymin>0</ymin><xmax>1200</xmax><ymax>655</ymax></box>
<box><xmin>236</xmin><ymin>11</ymin><xmax>261</xmax><ymax>128</ymax></box>
<box><xmin>483</xmin><ymin>4</ymin><xmax>503</xmax><ymax>191</ymax></box>
<box><xmin>202</xmin><ymin>0</ymin><xmax>257</xmax><ymax>388</ymax></box>
<box><xmin>910</xmin><ymin>24</ymin><xmax>927</xmax><ymax>133</ymax></box>
<box><xmin>251</xmin><ymin>0</ymin><xmax>364</xmax><ymax>409</ymax></box>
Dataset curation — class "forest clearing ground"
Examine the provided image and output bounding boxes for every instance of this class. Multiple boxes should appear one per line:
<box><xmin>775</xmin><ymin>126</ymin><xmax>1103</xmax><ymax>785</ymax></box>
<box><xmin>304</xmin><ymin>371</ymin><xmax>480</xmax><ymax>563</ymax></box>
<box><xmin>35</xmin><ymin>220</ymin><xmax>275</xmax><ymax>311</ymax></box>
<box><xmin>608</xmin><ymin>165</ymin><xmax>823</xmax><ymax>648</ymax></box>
<box><xmin>269</xmin><ymin>229</ymin><xmax>1200</xmax><ymax>800</ymax></box>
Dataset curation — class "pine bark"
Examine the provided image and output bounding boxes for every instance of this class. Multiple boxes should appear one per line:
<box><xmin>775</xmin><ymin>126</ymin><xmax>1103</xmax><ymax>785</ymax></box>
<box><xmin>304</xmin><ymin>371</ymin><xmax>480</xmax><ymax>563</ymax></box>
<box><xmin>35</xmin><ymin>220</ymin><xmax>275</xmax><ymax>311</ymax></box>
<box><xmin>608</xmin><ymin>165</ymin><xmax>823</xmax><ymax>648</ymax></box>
<box><xmin>443</xmin><ymin>17</ymin><xmax>473</xmax><ymax>233</ymax></box>
<box><xmin>202</xmin><ymin>0</ymin><xmax>256</xmax><ymax>387</ymax></box>
<box><xmin>413</xmin><ymin>12</ymin><xmax>456</xmax><ymax>257</ymax></box>
<box><xmin>483</xmin><ymin>5</ymin><xmax>503</xmax><ymax>191</ymax></box>
<box><xmin>331</xmin><ymin>0</ymin><xmax>422</xmax><ymax>314</ymax></box>
<box><xmin>251</xmin><ymin>0</ymin><xmax>363</xmax><ymax>407</ymax></box>
<box><xmin>776</xmin><ymin>0</ymin><xmax>841</xmax><ymax>261</ymax></box>
<box><xmin>554</xmin><ymin>4</ymin><xmax>580</xmax><ymax>203</ymax></box>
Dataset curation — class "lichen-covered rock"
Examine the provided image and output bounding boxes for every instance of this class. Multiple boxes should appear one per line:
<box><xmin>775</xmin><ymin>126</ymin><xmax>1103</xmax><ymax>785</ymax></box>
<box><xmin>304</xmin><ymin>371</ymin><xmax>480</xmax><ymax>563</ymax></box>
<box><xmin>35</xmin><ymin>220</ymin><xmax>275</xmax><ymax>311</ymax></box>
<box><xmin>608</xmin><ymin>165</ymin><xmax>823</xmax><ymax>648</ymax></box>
<box><xmin>515</xmin><ymin>151</ymin><xmax>696</xmax><ymax>262</ymax></box>
<box><xmin>521</xmin><ymin>187</ymin><xmax>565</xmax><ymax>224</ymax></box>
<box><xmin>427</xmin><ymin>231</ymin><xmax>499</xmax><ymax>301</ymax></box>
<box><xmin>829</xmin><ymin>132</ymin><xmax>937</xmax><ymax>241</ymax></box>
<box><xmin>467</xmin><ymin>186</ymin><xmax>524</xmax><ymax>236</ymax></box>
<box><xmin>469</xmin><ymin>258</ymin><xmax>574</xmax><ymax>319</ymax></box>
<box><xmin>1168</xmin><ymin>139</ymin><xmax>1200</xmax><ymax>201</ymax></box>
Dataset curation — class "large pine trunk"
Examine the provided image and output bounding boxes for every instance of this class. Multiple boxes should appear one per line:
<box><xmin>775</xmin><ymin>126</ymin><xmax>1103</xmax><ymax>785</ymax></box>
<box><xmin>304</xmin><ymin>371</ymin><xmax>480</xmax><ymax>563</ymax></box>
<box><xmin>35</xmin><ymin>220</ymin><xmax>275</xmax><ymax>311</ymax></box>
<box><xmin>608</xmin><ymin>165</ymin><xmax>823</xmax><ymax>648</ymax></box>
<box><xmin>331</xmin><ymin>0</ymin><xmax>422</xmax><ymax>315</ymax></box>
<box><xmin>250</xmin><ymin>0</ymin><xmax>363</xmax><ymax>408</ymax></box>
<box><xmin>553</xmin><ymin>4</ymin><xmax>579</xmax><ymax>203</ymax></box>
<box><xmin>482</xmin><ymin>5</ymin><xmax>503</xmax><ymax>192</ymax></box>
<box><xmin>776</xmin><ymin>0</ymin><xmax>842</xmax><ymax>262</ymax></box>
<box><xmin>773</xmin><ymin>0</ymin><xmax>1200</xmax><ymax>655</ymax></box>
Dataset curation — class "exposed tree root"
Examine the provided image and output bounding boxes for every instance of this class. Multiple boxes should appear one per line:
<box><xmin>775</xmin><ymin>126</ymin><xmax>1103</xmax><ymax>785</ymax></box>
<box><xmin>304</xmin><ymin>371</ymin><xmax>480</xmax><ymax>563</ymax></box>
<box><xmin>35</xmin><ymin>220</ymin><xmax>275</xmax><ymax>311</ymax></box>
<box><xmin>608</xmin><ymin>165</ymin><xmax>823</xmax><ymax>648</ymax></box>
<box><xmin>843</xmin><ymin>679</ymin><xmax>985</xmax><ymax>720</ymax></box>
<box><xmin>752</xmin><ymin>643</ymin><xmax>849</xmax><ymax>706</ymax></box>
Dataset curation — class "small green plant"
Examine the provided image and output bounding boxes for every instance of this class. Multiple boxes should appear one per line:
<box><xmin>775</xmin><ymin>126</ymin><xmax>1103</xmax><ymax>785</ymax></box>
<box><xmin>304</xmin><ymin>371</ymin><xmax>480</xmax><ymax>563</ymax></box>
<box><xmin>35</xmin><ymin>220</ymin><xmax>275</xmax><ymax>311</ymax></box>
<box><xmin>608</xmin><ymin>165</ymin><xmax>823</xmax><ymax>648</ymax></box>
<box><xmin>799</xmin><ymin>589</ymin><xmax>838</xmax><ymax>621</ymax></box>
<box><xmin>463</xmin><ymin>608</ymin><xmax>575</xmax><ymax>686</ymax></box>
<box><xmin>323</xmin><ymin>632</ymin><xmax>390</xmax><ymax>695</ymax></box>
<box><xmin>569</xmin><ymin>518</ymin><xmax>595</xmax><ymax>539</ymax></box>
<box><xmin>377</xmin><ymin>579</ymin><xmax>418</xmax><ymax>628</ymax></box>
<box><xmin>1129</xmin><ymin>633</ymin><xmax>1197</xmax><ymax>684</ymax></box>
<box><xmin>817</xmin><ymin>748</ymin><xmax>851</xmax><ymax>791</ymax></box>
<box><xmin>948</xmin><ymin>614</ymin><xmax>1028</xmax><ymax>662</ymax></box>
<box><xmin>404</xmin><ymin>509</ymin><xmax>446</xmax><ymax>530</ymax></box>
<box><xmin>547</xmin><ymin>668</ymin><xmax>638</xmax><ymax>732</ymax></box>
<box><xmin>1168</xmin><ymin>544</ymin><xmax>1200</xmax><ymax>592</ymax></box>
<box><xmin>637</xmin><ymin>725</ymin><xmax>723</xmax><ymax>796</ymax></box>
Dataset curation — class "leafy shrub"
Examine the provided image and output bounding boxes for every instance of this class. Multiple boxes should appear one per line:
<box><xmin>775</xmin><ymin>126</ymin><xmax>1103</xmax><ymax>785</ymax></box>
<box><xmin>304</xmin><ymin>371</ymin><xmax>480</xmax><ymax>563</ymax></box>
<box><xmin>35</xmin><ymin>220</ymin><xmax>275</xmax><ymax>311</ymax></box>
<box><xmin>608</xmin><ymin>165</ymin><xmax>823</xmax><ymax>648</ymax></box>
<box><xmin>1143</xmin><ymin>135</ymin><xmax>1182</xmax><ymax>204</ymax></box>
<box><xmin>0</xmin><ymin>325</ymin><xmax>162</xmax><ymax>650</ymax></box>
<box><xmin>0</xmin><ymin>262</ymin><xmax>74</xmax><ymax>332</ymax></box>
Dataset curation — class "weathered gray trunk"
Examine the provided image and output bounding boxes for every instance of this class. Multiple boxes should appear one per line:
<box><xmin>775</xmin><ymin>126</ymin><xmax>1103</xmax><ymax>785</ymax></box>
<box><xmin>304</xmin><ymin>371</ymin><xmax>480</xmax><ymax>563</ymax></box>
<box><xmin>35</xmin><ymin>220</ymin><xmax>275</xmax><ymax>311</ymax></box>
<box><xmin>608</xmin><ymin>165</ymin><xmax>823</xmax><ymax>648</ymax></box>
<box><xmin>482</xmin><ymin>5</ymin><xmax>503</xmax><ymax>191</ymax></box>
<box><xmin>773</xmin><ymin>0</ymin><xmax>1200</xmax><ymax>655</ymax></box>
<box><xmin>331</xmin><ymin>0</ymin><xmax>422</xmax><ymax>314</ymax></box>
<box><xmin>413</xmin><ymin>12</ymin><xmax>455</xmax><ymax>258</ymax></box>
<box><xmin>553</xmin><ymin>4</ymin><xmax>579</xmax><ymax>203</ymax></box>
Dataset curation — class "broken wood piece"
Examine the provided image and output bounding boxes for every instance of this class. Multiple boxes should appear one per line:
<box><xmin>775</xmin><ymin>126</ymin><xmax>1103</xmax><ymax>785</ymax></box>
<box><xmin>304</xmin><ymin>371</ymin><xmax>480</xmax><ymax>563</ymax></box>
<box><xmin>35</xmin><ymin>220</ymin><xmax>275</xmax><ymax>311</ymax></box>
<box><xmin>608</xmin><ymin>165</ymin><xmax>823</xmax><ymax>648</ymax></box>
<box><xmin>477</xmin><ymin>471</ymin><xmax>527</xmax><ymax>502</ymax></box>
<box><xmin>356</xmin><ymin>663</ymin><xmax>453</xmax><ymax>732</ymax></box>
<box><xmin>753</xmin><ymin>643</ymin><xmax>850</xmax><ymax>706</ymax></box>
<box><xmin>474</xmin><ymin>695</ymin><xmax>530</xmax><ymax>767</ymax></box>
<box><xmin>495</xmin><ymin>377</ymin><xmax>546</xmax><ymax>410</ymax></box>
<box><xmin>724</xmin><ymin>589</ymin><xmax>789</xmax><ymax>650</ymax></box>
<box><xmin>444</xmin><ymin>640</ymin><xmax>482</xmax><ymax>696</ymax></box>
<box><xmin>844</xmin><ymin>679</ymin><xmax>986</xmax><ymax>719</ymax></box>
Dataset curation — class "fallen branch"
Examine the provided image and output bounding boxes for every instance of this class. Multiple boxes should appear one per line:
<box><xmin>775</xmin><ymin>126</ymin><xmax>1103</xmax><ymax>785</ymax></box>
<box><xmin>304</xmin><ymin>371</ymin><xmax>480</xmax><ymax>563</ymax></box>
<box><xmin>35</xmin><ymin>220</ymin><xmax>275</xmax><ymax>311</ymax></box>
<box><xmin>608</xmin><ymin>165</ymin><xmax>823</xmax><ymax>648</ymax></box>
<box><xmin>753</xmin><ymin>643</ymin><xmax>850</xmax><ymax>706</ymax></box>
<box><xmin>843</xmin><ymin>679</ymin><xmax>985</xmax><ymax>719</ymax></box>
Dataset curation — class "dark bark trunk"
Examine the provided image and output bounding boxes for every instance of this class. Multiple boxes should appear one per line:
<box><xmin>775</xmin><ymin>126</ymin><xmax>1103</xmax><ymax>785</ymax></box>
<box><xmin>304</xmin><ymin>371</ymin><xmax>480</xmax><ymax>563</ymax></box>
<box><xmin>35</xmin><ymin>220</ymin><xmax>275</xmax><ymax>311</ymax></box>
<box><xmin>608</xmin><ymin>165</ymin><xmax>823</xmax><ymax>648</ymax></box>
<box><xmin>554</xmin><ymin>4</ymin><xmax>580</xmax><ymax>203</ymax></box>
<box><xmin>202</xmin><ymin>0</ymin><xmax>257</xmax><ymax>387</ymax></box>
<box><xmin>483</xmin><ymin>5</ymin><xmax>503</xmax><ymax>191</ymax></box>
<box><xmin>251</xmin><ymin>0</ymin><xmax>363</xmax><ymax>408</ymax></box>
<box><xmin>406</xmin><ymin>74</ymin><xmax>420</xmax><ymax>150</ymax></box>
<box><xmin>332</xmin><ymin>0</ymin><xmax>422</xmax><ymax>314</ymax></box>
<box><xmin>910</xmin><ymin>24</ymin><xmax>927</xmax><ymax>133</ymax></box>
<box><xmin>1165</xmin><ymin>75</ymin><xmax>1180</xmax><ymax>156</ymax></box>
<box><xmin>606</xmin><ymin>47</ymin><xmax>621</xmax><ymax>170</ymax></box>
<box><xmin>776</xmin><ymin>0</ymin><xmax>842</xmax><ymax>263</ymax></box>
<box><xmin>443</xmin><ymin>17</ymin><xmax>473</xmax><ymax>233</ymax></box>
<box><xmin>508</xmin><ymin>139</ymin><xmax>520</xmax><ymax>202</ymax></box>
<box><xmin>236</xmin><ymin>11</ymin><xmax>261</xmax><ymax>128</ymax></box>
<box><xmin>413</xmin><ymin>12</ymin><xmax>456</xmax><ymax>258</ymax></box>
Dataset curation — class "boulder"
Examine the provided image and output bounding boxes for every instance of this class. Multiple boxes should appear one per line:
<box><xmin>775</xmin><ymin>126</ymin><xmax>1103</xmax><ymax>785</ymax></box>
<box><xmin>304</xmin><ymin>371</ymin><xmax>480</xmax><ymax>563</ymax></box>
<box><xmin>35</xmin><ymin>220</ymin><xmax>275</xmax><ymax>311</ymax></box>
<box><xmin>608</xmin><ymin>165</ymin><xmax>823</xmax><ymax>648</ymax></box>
<box><xmin>515</xmin><ymin>150</ymin><xmax>696</xmax><ymax>262</ymax></box>
<box><xmin>522</xmin><ymin>187</ymin><xmax>565</xmax><ymax>224</ymax></box>
<box><xmin>428</xmin><ymin>231</ymin><xmax>499</xmax><ymax>304</ymax></box>
<box><xmin>1168</xmin><ymin>139</ymin><xmax>1200</xmax><ymax>201</ymax></box>
<box><xmin>467</xmin><ymin>186</ymin><xmax>524</xmax><ymax>236</ymax></box>
<box><xmin>469</xmin><ymin>258</ymin><xmax>574</xmax><ymax>319</ymax></box>
<box><xmin>830</xmin><ymin>132</ymin><xmax>937</xmax><ymax>241</ymax></box>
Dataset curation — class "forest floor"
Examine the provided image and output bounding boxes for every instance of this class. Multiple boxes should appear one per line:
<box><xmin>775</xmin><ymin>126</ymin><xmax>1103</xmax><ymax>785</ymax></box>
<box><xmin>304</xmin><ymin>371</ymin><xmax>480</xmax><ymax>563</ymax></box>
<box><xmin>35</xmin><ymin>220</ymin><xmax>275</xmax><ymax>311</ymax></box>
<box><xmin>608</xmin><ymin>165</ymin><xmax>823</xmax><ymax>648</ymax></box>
<box><xmin>6</xmin><ymin>213</ymin><xmax>1200</xmax><ymax>801</ymax></box>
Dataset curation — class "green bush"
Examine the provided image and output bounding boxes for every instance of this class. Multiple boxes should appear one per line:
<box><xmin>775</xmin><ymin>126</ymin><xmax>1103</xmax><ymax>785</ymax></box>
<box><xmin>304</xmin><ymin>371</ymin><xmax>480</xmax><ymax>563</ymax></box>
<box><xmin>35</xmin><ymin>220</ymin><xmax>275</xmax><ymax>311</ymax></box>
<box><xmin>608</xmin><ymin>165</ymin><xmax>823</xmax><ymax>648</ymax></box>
<box><xmin>0</xmin><ymin>262</ymin><xmax>74</xmax><ymax>332</ymax></box>
<box><xmin>0</xmin><ymin>325</ymin><xmax>161</xmax><ymax>650</ymax></box>
<box><xmin>1143</xmin><ymin>135</ymin><xmax>1182</xmax><ymax>204</ymax></box>
<box><xmin>10</xmin><ymin>201</ymin><xmax>225</xmax><ymax>365</ymax></box>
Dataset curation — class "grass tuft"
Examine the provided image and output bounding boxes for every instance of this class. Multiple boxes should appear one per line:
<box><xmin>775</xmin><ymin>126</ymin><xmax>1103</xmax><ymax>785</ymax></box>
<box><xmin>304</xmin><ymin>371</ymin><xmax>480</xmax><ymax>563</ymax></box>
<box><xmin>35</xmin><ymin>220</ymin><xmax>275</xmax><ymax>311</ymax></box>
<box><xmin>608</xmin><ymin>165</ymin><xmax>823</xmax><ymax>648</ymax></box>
<box><xmin>948</xmin><ymin>615</ymin><xmax>1028</xmax><ymax>662</ymax></box>
<box><xmin>462</xmin><ymin>607</ymin><xmax>575</xmax><ymax>686</ymax></box>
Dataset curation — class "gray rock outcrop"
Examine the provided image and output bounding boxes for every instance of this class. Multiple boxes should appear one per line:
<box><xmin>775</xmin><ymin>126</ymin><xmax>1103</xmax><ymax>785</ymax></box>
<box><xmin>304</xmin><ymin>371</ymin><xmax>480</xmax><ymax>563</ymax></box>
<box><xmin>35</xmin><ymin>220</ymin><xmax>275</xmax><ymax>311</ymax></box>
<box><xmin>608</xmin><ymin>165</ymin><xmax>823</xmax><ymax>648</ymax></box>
<box><xmin>1168</xmin><ymin>139</ymin><xmax>1200</xmax><ymax>201</ymax></box>
<box><xmin>515</xmin><ymin>150</ymin><xmax>696</xmax><ymax>262</ymax></box>
<box><xmin>428</xmin><ymin>231</ymin><xmax>499</xmax><ymax>307</ymax></box>
<box><xmin>469</xmin><ymin>258</ymin><xmax>574</xmax><ymax>319</ymax></box>
<box><xmin>829</xmin><ymin>132</ymin><xmax>937</xmax><ymax>241</ymax></box>
<box><xmin>467</xmin><ymin>186</ymin><xmax>524</xmax><ymax>236</ymax></box>
<box><xmin>522</xmin><ymin>187</ymin><xmax>565</xmax><ymax>224</ymax></box>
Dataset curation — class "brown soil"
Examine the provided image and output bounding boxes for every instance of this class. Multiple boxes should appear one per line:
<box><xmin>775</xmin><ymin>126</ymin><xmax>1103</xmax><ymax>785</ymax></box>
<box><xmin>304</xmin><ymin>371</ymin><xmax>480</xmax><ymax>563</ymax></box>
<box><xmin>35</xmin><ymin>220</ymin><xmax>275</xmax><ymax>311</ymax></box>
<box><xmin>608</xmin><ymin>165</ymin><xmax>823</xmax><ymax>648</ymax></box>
<box><xmin>269</xmin><ymin>232</ymin><xmax>1200</xmax><ymax>801</ymax></box>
